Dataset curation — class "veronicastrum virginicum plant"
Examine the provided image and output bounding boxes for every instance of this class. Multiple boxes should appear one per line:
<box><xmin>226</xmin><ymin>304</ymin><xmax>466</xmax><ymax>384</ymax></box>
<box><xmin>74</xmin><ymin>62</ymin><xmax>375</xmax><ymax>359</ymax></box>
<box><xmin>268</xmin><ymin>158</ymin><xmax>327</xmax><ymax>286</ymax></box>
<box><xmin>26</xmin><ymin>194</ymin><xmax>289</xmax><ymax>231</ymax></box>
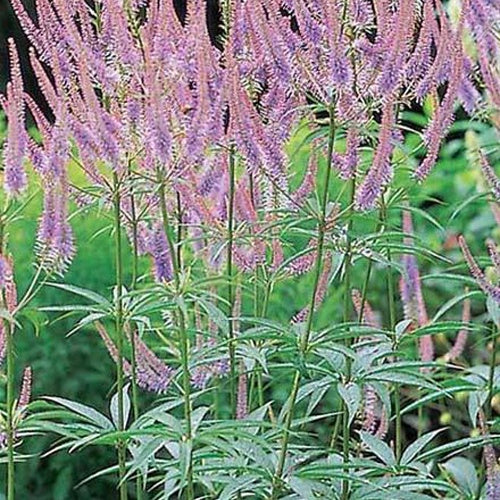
<box><xmin>1</xmin><ymin>0</ymin><xmax>499</xmax><ymax>499</ymax></box>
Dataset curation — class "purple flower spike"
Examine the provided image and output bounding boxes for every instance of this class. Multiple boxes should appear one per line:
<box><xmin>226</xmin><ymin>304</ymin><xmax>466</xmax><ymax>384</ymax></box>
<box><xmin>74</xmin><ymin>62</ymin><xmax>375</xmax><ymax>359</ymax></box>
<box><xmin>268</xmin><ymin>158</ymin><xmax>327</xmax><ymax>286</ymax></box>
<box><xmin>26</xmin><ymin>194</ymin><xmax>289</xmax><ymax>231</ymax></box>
<box><xmin>97</xmin><ymin>322</ymin><xmax>173</xmax><ymax>395</ymax></box>
<box><xmin>0</xmin><ymin>323</ymin><xmax>5</xmax><ymax>366</ymax></box>
<box><xmin>236</xmin><ymin>362</ymin><xmax>248</xmax><ymax>420</ymax></box>
<box><xmin>133</xmin><ymin>331</ymin><xmax>173</xmax><ymax>394</ymax></box>
<box><xmin>18</xmin><ymin>366</ymin><xmax>32</xmax><ymax>411</ymax></box>
<box><xmin>2</xmin><ymin>39</ymin><xmax>27</xmax><ymax>197</ymax></box>
<box><xmin>399</xmin><ymin>208</ymin><xmax>434</xmax><ymax>364</ymax></box>
<box><xmin>459</xmin><ymin>236</ymin><xmax>500</xmax><ymax>304</ymax></box>
<box><xmin>445</xmin><ymin>296</ymin><xmax>471</xmax><ymax>362</ymax></box>
<box><xmin>480</xmin><ymin>153</ymin><xmax>500</xmax><ymax>202</ymax></box>
<box><xmin>355</xmin><ymin>101</ymin><xmax>395</xmax><ymax>211</ymax></box>
<box><xmin>148</xmin><ymin>222</ymin><xmax>173</xmax><ymax>284</ymax></box>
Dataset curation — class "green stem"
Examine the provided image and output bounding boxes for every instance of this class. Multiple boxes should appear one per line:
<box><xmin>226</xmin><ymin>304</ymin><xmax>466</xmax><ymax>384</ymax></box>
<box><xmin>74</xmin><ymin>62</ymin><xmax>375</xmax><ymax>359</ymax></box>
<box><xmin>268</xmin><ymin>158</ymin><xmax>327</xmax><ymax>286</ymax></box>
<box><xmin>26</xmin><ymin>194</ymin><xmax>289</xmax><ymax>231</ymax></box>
<box><xmin>330</xmin><ymin>411</ymin><xmax>342</xmax><ymax>450</ymax></box>
<box><xmin>128</xmin><ymin>173</ymin><xmax>143</xmax><ymax>500</ymax></box>
<box><xmin>380</xmin><ymin>197</ymin><xmax>401</xmax><ymax>463</ymax></box>
<box><xmin>227</xmin><ymin>148</ymin><xmax>237</xmax><ymax>418</ymax></box>
<box><xmin>254</xmin><ymin>265</ymin><xmax>270</xmax><ymax>410</ymax></box>
<box><xmin>340</xmin><ymin>177</ymin><xmax>356</xmax><ymax>500</ymax></box>
<box><xmin>178</xmin><ymin>308</ymin><xmax>193</xmax><ymax>496</ymax></box>
<box><xmin>0</xmin><ymin>215</ymin><xmax>14</xmax><ymax>500</ymax></box>
<box><xmin>157</xmin><ymin>173</ymin><xmax>194</xmax><ymax>500</ymax></box>
<box><xmin>176</xmin><ymin>192</ymin><xmax>183</xmax><ymax>272</ymax></box>
<box><xmin>487</xmin><ymin>325</ymin><xmax>498</xmax><ymax>421</ymax></box>
<box><xmin>158</xmin><ymin>178</ymin><xmax>179</xmax><ymax>285</ymax></box>
<box><xmin>358</xmin><ymin>261</ymin><xmax>374</xmax><ymax>324</ymax></box>
<box><xmin>261</xmin><ymin>272</ymin><xmax>271</xmax><ymax>318</ymax></box>
<box><xmin>223</xmin><ymin>0</ymin><xmax>236</xmax><ymax>421</ymax></box>
<box><xmin>223</xmin><ymin>0</ymin><xmax>232</xmax><ymax>34</ymax></box>
<box><xmin>417</xmin><ymin>404</ymin><xmax>424</xmax><ymax>438</ymax></box>
<box><xmin>6</xmin><ymin>321</ymin><xmax>14</xmax><ymax>500</ymax></box>
<box><xmin>357</xmin><ymin>211</ymin><xmax>387</xmax><ymax>325</ymax></box>
<box><xmin>113</xmin><ymin>173</ymin><xmax>128</xmax><ymax>500</ymax></box>
<box><xmin>271</xmin><ymin>102</ymin><xmax>336</xmax><ymax>499</ymax></box>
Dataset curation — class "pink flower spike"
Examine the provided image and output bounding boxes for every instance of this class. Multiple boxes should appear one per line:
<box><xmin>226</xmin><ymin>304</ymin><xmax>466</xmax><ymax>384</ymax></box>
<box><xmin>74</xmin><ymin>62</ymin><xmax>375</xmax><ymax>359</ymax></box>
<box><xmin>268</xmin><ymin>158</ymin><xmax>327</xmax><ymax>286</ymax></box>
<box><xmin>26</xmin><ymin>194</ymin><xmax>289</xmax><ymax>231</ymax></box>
<box><xmin>352</xmin><ymin>289</ymin><xmax>379</xmax><ymax>328</ymax></box>
<box><xmin>18</xmin><ymin>366</ymin><xmax>32</xmax><ymax>412</ymax></box>
<box><xmin>480</xmin><ymin>153</ymin><xmax>500</xmax><ymax>202</ymax></box>
<box><xmin>445</xmin><ymin>295</ymin><xmax>471</xmax><ymax>362</ymax></box>
<box><xmin>486</xmin><ymin>239</ymin><xmax>500</xmax><ymax>274</ymax></box>
<box><xmin>459</xmin><ymin>236</ymin><xmax>500</xmax><ymax>304</ymax></box>
<box><xmin>236</xmin><ymin>362</ymin><xmax>248</xmax><ymax>420</ymax></box>
<box><xmin>3</xmin><ymin>39</ymin><xmax>27</xmax><ymax>197</ymax></box>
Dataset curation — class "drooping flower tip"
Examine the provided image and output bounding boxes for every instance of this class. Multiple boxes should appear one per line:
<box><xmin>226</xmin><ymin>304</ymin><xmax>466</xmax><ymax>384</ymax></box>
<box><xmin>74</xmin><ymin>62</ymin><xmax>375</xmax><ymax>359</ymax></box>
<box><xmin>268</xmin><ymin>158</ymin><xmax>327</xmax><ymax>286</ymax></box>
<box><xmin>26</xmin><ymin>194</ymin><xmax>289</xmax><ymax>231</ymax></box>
<box><xmin>355</xmin><ymin>101</ymin><xmax>395</xmax><ymax>211</ymax></box>
<box><xmin>486</xmin><ymin>239</ymin><xmax>500</xmax><ymax>273</ymax></box>
<box><xmin>132</xmin><ymin>330</ymin><xmax>173</xmax><ymax>394</ymax></box>
<box><xmin>459</xmin><ymin>235</ymin><xmax>500</xmax><ymax>303</ymax></box>
<box><xmin>290</xmin><ymin>155</ymin><xmax>317</xmax><ymax>209</ymax></box>
<box><xmin>479</xmin><ymin>153</ymin><xmax>500</xmax><ymax>202</ymax></box>
<box><xmin>191</xmin><ymin>366</ymin><xmax>212</xmax><ymax>390</ymax></box>
<box><xmin>287</xmin><ymin>248</ymin><xmax>317</xmax><ymax>276</ymax></box>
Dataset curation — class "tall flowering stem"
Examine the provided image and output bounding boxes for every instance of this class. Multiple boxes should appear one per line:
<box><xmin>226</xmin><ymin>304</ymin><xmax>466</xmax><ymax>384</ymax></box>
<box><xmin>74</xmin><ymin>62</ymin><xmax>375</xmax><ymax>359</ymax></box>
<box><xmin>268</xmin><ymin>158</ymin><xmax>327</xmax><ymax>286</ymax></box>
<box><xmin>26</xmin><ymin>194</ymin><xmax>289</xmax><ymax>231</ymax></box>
<box><xmin>381</xmin><ymin>196</ymin><xmax>401</xmax><ymax>463</ymax></box>
<box><xmin>5</xmin><ymin>321</ymin><xmax>14</xmax><ymax>500</ymax></box>
<box><xmin>487</xmin><ymin>324</ymin><xmax>498</xmax><ymax>421</ymax></box>
<box><xmin>127</xmin><ymin>166</ymin><xmax>142</xmax><ymax>500</ymax></box>
<box><xmin>0</xmin><ymin>249</ymin><xmax>14</xmax><ymax>500</ymax></box>
<box><xmin>112</xmin><ymin>173</ymin><xmax>128</xmax><ymax>500</ymax></box>
<box><xmin>227</xmin><ymin>147</ymin><xmax>237</xmax><ymax>417</ymax></box>
<box><xmin>340</xmin><ymin>174</ymin><xmax>357</xmax><ymax>499</ymax></box>
<box><xmin>271</xmin><ymin>101</ymin><xmax>336</xmax><ymax>499</ymax></box>
<box><xmin>157</xmin><ymin>172</ymin><xmax>194</xmax><ymax>500</ymax></box>
<box><xmin>0</xmin><ymin>202</ymin><xmax>17</xmax><ymax>500</ymax></box>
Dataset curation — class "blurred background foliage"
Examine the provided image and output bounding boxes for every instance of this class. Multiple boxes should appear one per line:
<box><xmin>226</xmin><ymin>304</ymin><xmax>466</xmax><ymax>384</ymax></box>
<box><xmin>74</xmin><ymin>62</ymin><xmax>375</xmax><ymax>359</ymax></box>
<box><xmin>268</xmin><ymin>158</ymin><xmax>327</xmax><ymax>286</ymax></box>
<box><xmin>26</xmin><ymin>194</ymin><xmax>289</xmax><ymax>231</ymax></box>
<box><xmin>0</xmin><ymin>0</ymin><xmax>499</xmax><ymax>498</ymax></box>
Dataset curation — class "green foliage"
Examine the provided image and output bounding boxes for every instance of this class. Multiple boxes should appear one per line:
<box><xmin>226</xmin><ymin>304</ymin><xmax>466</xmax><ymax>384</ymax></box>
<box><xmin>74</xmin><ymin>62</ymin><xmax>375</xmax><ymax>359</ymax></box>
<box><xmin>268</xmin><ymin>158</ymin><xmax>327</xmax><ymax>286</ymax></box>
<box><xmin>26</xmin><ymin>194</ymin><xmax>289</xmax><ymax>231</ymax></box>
<box><xmin>0</xmin><ymin>108</ymin><xmax>498</xmax><ymax>499</ymax></box>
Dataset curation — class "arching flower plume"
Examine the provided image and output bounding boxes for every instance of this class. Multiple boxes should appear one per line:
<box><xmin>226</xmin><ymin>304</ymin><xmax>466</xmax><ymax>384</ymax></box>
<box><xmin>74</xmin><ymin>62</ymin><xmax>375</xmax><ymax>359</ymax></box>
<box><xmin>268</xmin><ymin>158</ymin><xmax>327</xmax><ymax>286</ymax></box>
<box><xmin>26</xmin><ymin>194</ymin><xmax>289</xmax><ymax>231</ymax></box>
<box><xmin>479</xmin><ymin>152</ymin><xmax>500</xmax><ymax>202</ymax></box>
<box><xmin>415</xmin><ymin>23</ymin><xmax>465</xmax><ymax>181</ymax></box>
<box><xmin>292</xmin><ymin>251</ymin><xmax>332</xmax><ymax>324</ymax></box>
<box><xmin>444</xmin><ymin>296</ymin><xmax>471</xmax><ymax>363</ymax></box>
<box><xmin>355</xmin><ymin>99</ymin><xmax>395</xmax><ymax>211</ymax></box>
<box><xmin>96</xmin><ymin>322</ymin><xmax>173</xmax><ymax>394</ymax></box>
<box><xmin>459</xmin><ymin>236</ymin><xmax>500</xmax><ymax>304</ymax></box>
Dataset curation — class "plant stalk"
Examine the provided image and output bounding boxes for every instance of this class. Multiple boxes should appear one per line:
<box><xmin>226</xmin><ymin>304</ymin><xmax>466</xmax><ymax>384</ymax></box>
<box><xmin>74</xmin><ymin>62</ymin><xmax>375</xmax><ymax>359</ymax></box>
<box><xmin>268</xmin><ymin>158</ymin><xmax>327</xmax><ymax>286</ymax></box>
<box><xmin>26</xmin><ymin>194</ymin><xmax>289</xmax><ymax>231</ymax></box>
<box><xmin>227</xmin><ymin>147</ymin><xmax>237</xmax><ymax>417</ymax></box>
<box><xmin>158</xmin><ymin>173</ymin><xmax>194</xmax><ymax>500</ymax></box>
<box><xmin>271</xmin><ymin>102</ymin><xmax>336</xmax><ymax>499</ymax></box>
<box><xmin>487</xmin><ymin>325</ymin><xmax>498</xmax><ymax>421</ymax></box>
<box><xmin>113</xmin><ymin>173</ymin><xmax>128</xmax><ymax>500</ymax></box>
<box><xmin>380</xmin><ymin>197</ymin><xmax>401</xmax><ymax>463</ymax></box>
<box><xmin>0</xmin><ymin>215</ymin><xmax>14</xmax><ymax>500</ymax></box>
<box><xmin>340</xmin><ymin>177</ymin><xmax>356</xmax><ymax>500</ymax></box>
<box><xmin>6</xmin><ymin>321</ymin><xmax>14</xmax><ymax>500</ymax></box>
<box><xmin>128</xmin><ymin>169</ymin><xmax>143</xmax><ymax>500</ymax></box>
